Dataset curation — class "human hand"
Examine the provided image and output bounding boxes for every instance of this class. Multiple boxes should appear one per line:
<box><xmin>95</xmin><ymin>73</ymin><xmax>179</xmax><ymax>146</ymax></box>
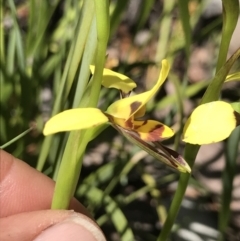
<box><xmin>0</xmin><ymin>150</ymin><xmax>106</xmax><ymax>241</ymax></box>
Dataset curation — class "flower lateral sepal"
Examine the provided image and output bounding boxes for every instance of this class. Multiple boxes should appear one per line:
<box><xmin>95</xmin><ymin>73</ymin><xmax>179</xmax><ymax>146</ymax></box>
<box><xmin>113</xmin><ymin>123</ymin><xmax>191</xmax><ymax>173</ymax></box>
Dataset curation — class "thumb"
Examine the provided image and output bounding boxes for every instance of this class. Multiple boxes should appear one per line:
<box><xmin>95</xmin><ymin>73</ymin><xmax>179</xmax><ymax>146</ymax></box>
<box><xmin>33</xmin><ymin>212</ymin><xmax>106</xmax><ymax>241</ymax></box>
<box><xmin>0</xmin><ymin>210</ymin><xmax>106</xmax><ymax>241</ymax></box>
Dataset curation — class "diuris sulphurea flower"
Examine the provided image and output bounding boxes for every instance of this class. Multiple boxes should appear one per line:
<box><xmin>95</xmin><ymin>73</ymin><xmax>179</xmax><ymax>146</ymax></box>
<box><xmin>43</xmin><ymin>60</ymin><xmax>191</xmax><ymax>173</ymax></box>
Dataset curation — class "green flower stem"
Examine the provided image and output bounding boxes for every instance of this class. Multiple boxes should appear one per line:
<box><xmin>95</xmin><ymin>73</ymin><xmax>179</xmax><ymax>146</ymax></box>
<box><xmin>88</xmin><ymin>0</ymin><xmax>110</xmax><ymax>107</ymax></box>
<box><xmin>216</xmin><ymin>0</ymin><xmax>239</xmax><ymax>72</ymax></box>
<box><xmin>157</xmin><ymin>145</ymin><xmax>199</xmax><ymax>241</ymax></box>
<box><xmin>51</xmin><ymin>131</ymin><xmax>82</xmax><ymax>209</ymax></box>
<box><xmin>216</xmin><ymin>2</ymin><xmax>239</xmax><ymax>235</ymax></box>
<box><xmin>157</xmin><ymin>48</ymin><xmax>240</xmax><ymax>241</ymax></box>
<box><xmin>201</xmin><ymin>48</ymin><xmax>240</xmax><ymax>104</ymax></box>
<box><xmin>51</xmin><ymin>0</ymin><xmax>110</xmax><ymax>209</ymax></box>
<box><xmin>51</xmin><ymin>130</ymin><xmax>98</xmax><ymax>209</ymax></box>
<box><xmin>218</xmin><ymin>126</ymin><xmax>240</xmax><ymax>240</ymax></box>
<box><xmin>51</xmin><ymin>129</ymin><xmax>99</xmax><ymax>209</ymax></box>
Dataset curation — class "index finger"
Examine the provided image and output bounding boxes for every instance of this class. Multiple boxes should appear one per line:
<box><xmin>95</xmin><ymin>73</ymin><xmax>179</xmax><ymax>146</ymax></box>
<box><xmin>0</xmin><ymin>150</ymin><xmax>89</xmax><ymax>217</ymax></box>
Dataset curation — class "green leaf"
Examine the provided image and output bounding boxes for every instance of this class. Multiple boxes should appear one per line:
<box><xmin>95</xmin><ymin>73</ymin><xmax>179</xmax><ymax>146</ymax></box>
<box><xmin>177</xmin><ymin>0</ymin><xmax>191</xmax><ymax>59</ymax></box>
<box><xmin>216</xmin><ymin>0</ymin><xmax>240</xmax><ymax>72</ymax></box>
<box><xmin>202</xmin><ymin>48</ymin><xmax>240</xmax><ymax>104</ymax></box>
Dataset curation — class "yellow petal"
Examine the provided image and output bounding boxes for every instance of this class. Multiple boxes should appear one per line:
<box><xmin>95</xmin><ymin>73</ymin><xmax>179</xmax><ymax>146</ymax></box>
<box><xmin>183</xmin><ymin>101</ymin><xmax>239</xmax><ymax>144</ymax></box>
<box><xmin>90</xmin><ymin>65</ymin><xmax>137</xmax><ymax>93</ymax></box>
<box><xmin>106</xmin><ymin>59</ymin><xmax>170</xmax><ymax>120</ymax></box>
<box><xmin>43</xmin><ymin>108</ymin><xmax>109</xmax><ymax>135</ymax></box>
<box><xmin>133</xmin><ymin>120</ymin><xmax>174</xmax><ymax>141</ymax></box>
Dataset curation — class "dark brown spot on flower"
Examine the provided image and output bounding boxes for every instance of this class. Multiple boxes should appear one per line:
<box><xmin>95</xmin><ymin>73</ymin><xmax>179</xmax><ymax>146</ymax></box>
<box><xmin>145</xmin><ymin>124</ymin><xmax>164</xmax><ymax>142</ymax></box>
<box><xmin>130</xmin><ymin>101</ymin><xmax>142</xmax><ymax>115</ymax></box>
<box><xmin>125</xmin><ymin>118</ymin><xmax>134</xmax><ymax>128</ymax></box>
<box><xmin>157</xmin><ymin>144</ymin><xmax>186</xmax><ymax>166</ymax></box>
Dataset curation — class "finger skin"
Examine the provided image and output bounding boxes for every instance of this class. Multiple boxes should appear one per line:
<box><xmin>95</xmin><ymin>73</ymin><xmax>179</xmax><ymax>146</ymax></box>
<box><xmin>0</xmin><ymin>150</ymin><xmax>106</xmax><ymax>241</ymax></box>
<box><xmin>0</xmin><ymin>210</ymin><xmax>103</xmax><ymax>241</ymax></box>
<box><xmin>0</xmin><ymin>150</ymin><xmax>89</xmax><ymax>217</ymax></box>
<box><xmin>0</xmin><ymin>210</ymin><xmax>72</xmax><ymax>241</ymax></box>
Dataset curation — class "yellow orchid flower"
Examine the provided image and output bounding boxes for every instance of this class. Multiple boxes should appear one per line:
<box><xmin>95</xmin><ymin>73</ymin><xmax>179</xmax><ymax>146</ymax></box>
<box><xmin>183</xmin><ymin>101</ymin><xmax>240</xmax><ymax>145</ymax></box>
<box><xmin>43</xmin><ymin>60</ymin><xmax>191</xmax><ymax>173</ymax></box>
